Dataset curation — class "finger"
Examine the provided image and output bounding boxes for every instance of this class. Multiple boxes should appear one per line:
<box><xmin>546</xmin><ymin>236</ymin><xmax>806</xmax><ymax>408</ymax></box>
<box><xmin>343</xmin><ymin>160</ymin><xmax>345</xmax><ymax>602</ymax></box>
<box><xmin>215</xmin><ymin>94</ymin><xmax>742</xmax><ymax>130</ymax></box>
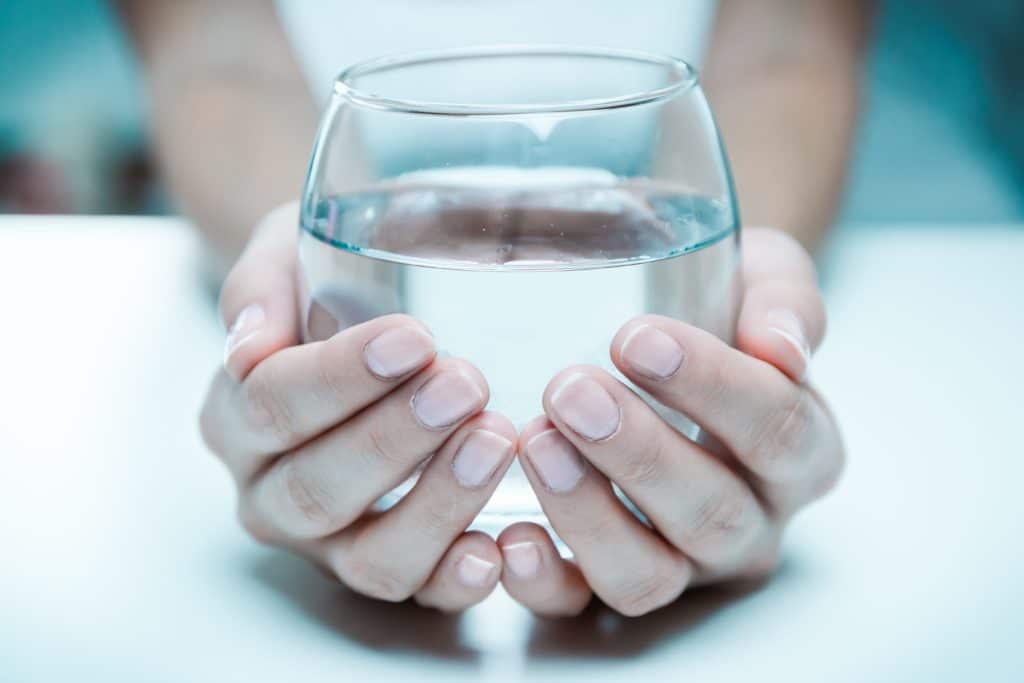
<box><xmin>241</xmin><ymin>357</ymin><xmax>489</xmax><ymax>540</ymax></box>
<box><xmin>325</xmin><ymin>412</ymin><xmax>516</xmax><ymax>602</ymax></box>
<box><xmin>411</xmin><ymin>532</ymin><xmax>503</xmax><ymax>611</ymax></box>
<box><xmin>543</xmin><ymin>367</ymin><xmax>768</xmax><ymax>570</ymax></box>
<box><xmin>498</xmin><ymin>522</ymin><xmax>592</xmax><ymax>618</ymax></box>
<box><xmin>219</xmin><ymin>202</ymin><xmax>302</xmax><ymax>381</ymax></box>
<box><xmin>518</xmin><ymin>417</ymin><xmax>693</xmax><ymax>617</ymax></box>
<box><xmin>737</xmin><ymin>227</ymin><xmax>826</xmax><ymax>381</ymax></box>
<box><xmin>202</xmin><ymin>313</ymin><xmax>436</xmax><ymax>477</ymax></box>
<box><xmin>611</xmin><ymin>316</ymin><xmax>844</xmax><ymax>509</ymax></box>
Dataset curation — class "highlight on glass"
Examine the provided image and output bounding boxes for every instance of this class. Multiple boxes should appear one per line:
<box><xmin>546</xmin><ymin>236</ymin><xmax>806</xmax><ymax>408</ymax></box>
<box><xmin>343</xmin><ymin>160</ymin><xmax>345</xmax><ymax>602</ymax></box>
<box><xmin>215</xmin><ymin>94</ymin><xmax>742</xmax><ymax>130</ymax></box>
<box><xmin>298</xmin><ymin>46</ymin><xmax>741</xmax><ymax>532</ymax></box>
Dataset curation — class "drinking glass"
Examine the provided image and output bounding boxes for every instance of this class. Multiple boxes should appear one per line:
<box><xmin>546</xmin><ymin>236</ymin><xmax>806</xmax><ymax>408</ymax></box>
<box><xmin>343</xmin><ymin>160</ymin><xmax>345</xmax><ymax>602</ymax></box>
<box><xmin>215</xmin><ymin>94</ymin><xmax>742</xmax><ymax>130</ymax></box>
<box><xmin>298</xmin><ymin>46</ymin><xmax>741</xmax><ymax>535</ymax></box>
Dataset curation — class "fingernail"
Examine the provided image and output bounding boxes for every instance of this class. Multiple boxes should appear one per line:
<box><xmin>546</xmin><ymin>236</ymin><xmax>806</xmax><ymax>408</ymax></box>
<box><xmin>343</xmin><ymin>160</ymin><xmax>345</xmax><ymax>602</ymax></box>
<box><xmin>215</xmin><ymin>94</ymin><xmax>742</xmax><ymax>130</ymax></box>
<box><xmin>456</xmin><ymin>553</ymin><xmax>497</xmax><ymax>588</ymax></box>
<box><xmin>620</xmin><ymin>324</ymin><xmax>685</xmax><ymax>380</ymax></box>
<box><xmin>412</xmin><ymin>370</ymin><xmax>485</xmax><ymax>429</ymax></box>
<box><xmin>452</xmin><ymin>430</ymin><xmax>512</xmax><ymax>488</ymax></box>
<box><xmin>364</xmin><ymin>327</ymin><xmax>436</xmax><ymax>379</ymax></box>
<box><xmin>525</xmin><ymin>429</ymin><xmax>586</xmax><ymax>493</ymax></box>
<box><xmin>223</xmin><ymin>303</ymin><xmax>265</xmax><ymax>378</ymax></box>
<box><xmin>501</xmin><ymin>541</ymin><xmax>541</xmax><ymax>579</ymax></box>
<box><xmin>550</xmin><ymin>373</ymin><xmax>620</xmax><ymax>441</ymax></box>
<box><xmin>765</xmin><ymin>309</ymin><xmax>811</xmax><ymax>378</ymax></box>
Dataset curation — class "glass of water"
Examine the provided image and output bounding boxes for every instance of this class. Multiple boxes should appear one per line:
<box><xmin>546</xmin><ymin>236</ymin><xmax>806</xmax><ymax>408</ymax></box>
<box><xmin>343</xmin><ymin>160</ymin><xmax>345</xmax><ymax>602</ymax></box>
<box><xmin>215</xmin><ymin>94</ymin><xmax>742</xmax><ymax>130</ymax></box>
<box><xmin>298</xmin><ymin>46</ymin><xmax>741</xmax><ymax>535</ymax></box>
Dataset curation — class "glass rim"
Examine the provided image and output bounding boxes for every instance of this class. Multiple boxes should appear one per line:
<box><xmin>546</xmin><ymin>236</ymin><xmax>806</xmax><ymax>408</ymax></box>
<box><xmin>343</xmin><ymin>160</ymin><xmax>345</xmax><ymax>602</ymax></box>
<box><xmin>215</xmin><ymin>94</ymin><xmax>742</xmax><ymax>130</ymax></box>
<box><xmin>334</xmin><ymin>45</ymin><xmax>699</xmax><ymax>116</ymax></box>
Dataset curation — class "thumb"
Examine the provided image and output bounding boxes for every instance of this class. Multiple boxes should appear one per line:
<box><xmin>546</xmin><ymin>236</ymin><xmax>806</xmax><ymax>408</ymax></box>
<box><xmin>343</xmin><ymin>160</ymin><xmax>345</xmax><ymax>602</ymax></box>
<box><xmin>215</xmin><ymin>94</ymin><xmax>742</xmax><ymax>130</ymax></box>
<box><xmin>219</xmin><ymin>201</ymin><xmax>301</xmax><ymax>381</ymax></box>
<box><xmin>735</xmin><ymin>227</ymin><xmax>827</xmax><ymax>382</ymax></box>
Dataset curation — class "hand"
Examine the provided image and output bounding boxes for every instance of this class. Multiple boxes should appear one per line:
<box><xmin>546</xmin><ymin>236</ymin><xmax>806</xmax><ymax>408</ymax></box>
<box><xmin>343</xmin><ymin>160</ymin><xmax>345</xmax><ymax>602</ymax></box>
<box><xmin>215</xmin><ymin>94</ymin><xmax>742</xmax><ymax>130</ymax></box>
<box><xmin>497</xmin><ymin>228</ymin><xmax>844</xmax><ymax>617</ymax></box>
<box><xmin>200</xmin><ymin>203</ymin><xmax>516</xmax><ymax>611</ymax></box>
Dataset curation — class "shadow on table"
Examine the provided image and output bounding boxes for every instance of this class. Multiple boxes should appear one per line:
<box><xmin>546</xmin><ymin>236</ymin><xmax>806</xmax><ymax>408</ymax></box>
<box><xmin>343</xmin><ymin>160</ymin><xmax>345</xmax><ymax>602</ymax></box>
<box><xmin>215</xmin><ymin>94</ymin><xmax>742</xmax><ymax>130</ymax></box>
<box><xmin>524</xmin><ymin>578</ymin><xmax>767</xmax><ymax>659</ymax></box>
<box><xmin>249</xmin><ymin>548</ymin><xmax>785</xmax><ymax>661</ymax></box>
<box><xmin>248</xmin><ymin>550</ymin><xmax>477</xmax><ymax>661</ymax></box>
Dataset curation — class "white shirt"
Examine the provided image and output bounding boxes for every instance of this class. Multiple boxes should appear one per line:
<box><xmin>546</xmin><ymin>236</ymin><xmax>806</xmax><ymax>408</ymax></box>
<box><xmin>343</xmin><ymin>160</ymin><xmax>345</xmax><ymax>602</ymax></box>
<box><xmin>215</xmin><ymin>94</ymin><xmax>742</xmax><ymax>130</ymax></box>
<box><xmin>275</xmin><ymin>1</ymin><xmax>716</xmax><ymax>101</ymax></box>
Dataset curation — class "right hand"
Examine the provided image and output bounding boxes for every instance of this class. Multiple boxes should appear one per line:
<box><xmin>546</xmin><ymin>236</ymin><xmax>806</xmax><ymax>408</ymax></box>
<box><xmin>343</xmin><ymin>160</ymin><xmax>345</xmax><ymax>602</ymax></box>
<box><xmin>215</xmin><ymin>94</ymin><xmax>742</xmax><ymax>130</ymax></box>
<box><xmin>200</xmin><ymin>203</ymin><xmax>516</xmax><ymax>611</ymax></box>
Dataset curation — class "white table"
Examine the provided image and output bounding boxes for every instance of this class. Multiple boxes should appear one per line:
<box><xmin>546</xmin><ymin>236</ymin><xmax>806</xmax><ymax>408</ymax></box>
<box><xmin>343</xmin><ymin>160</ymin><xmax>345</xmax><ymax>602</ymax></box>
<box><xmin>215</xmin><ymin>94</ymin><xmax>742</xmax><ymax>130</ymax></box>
<box><xmin>1</xmin><ymin>217</ymin><xmax>1021</xmax><ymax>682</ymax></box>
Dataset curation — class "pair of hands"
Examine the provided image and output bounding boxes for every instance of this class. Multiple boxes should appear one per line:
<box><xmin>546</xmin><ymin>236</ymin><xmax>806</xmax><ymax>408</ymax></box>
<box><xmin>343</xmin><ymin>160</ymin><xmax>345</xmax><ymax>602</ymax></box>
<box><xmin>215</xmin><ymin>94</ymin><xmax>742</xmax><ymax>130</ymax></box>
<box><xmin>200</xmin><ymin>203</ymin><xmax>844</xmax><ymax>617</ymax></box>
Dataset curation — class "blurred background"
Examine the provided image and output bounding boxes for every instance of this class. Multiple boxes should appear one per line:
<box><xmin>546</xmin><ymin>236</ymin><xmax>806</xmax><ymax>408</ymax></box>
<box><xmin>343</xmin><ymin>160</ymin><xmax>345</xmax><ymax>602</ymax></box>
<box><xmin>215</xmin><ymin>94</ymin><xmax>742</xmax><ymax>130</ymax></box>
<box><xmin>1</xmin><ymin>6</ymin><xmax>1022</xmax><ymax>679</ymax></box>
<box><xmin>0</xmin><ymin>0</ymin><xmax>1021</xmax><ymax>223</ymax></box>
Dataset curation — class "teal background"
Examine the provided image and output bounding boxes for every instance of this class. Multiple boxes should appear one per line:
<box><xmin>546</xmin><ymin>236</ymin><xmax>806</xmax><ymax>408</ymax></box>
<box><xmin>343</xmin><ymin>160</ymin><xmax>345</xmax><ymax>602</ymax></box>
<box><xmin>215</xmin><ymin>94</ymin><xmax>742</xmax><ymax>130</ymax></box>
<box><xmin>1</xmin><ymin>0</ymin><xmax>1021</xmax><ymax>221</ymax></box>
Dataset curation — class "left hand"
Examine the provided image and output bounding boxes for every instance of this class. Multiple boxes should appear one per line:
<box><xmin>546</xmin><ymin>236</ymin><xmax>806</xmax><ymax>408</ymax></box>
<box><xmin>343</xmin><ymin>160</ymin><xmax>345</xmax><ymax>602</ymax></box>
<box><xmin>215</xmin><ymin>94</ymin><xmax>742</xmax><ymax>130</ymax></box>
<box><xmin>495</xmin><ymin>227</ymin><xmax>845</xmax><ymax>617</ymax></box>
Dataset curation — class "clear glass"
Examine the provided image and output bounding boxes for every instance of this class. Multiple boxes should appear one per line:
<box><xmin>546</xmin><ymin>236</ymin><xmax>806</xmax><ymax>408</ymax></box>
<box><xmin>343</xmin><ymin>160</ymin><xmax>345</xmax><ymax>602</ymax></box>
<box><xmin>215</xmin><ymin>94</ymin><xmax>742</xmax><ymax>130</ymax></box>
<box><xmin>298</xmin><ymin>46</ymin><xmax>741</xmax><ymax>536</ymax></box>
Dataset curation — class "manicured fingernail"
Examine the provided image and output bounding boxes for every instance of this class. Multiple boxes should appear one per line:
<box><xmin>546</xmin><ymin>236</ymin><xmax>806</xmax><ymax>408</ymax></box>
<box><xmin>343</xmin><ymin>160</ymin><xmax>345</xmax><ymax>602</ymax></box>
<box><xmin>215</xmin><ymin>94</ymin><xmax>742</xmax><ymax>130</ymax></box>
<box><xmin>765</xmin><ymin>309</ymin><xmax>811</xmax><ymax>378</ymax></box>
<box><xmin>550</xmin><ymin>373</ymin><xmax>620</xmax><ymax>441</ymax></box>
<box><xmin>364</xmin><ymin>327</ymin><xmax>436</xmax><ymax>379</ymax></box>
<box><xmin>452</xmin><ymin>430</ymin><xmax>512</xmax><ymax>488</ymax></box>
<box><xmin>620</xmin><ymin>324</ymin><xmax>684</xmax><ymax>380</ymax></box>
<box><xmin>501</xmin><ymin>541</ymin><xmax>541</xmax><ymax>579</ymax></box>
<box><xmin>412</xmin><ymin>370</ymin><xmax>485</xmax><ymax>429</ymax></box>
<box><xmin>223</xmin><ymin>303</ymin><xmax>265</xmax><ymax>378</ymax></box>
<box><xmin>456</xmin><ymin>553</ymin><xmax>497</xmax><ymax>587</ymax></box>
<box><xmin>525</xmin><ymin>429</ymin><xmax>586</xmax><ymax>493</ymax></box>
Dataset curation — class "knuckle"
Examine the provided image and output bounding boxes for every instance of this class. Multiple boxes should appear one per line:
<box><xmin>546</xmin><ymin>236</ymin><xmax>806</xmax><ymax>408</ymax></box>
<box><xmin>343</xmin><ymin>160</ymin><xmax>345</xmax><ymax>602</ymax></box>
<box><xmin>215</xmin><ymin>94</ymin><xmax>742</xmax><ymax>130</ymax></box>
<box><xmin>242</xmin><ymin>367</ymin><xmax>299</xmax><ymax>446</ymax></box>
<box><xmin>336</xmin><ymin>556</ymin><xmax>418</xmax><ymax>603</ymax></box>
<box><xmin>609</xmin><ymin>563</ymin><xmax>687</xmax><ymax>617</ymax></box>
<box><xmin>364</xmin><ymin>422</ymin><xmax>413</xmax><ymax>469</ymax></box>
<box><xmin>616</xmin><ymin>440</ymin><xmax>666</xmax><ymax>487</ymax></box>
<box><xmin>314</xmin><ymin>340</ymin><xmax>349</xmax><ymax>402</ymax></box>
<box><xmin>280</xmin><ymin>457</ymin><xmax>337</xmax><ymax>530</ymax></box>
<box><xmin>692</xmin><ymin>359</ymin><xmax>731</xmax><ymax>410</ymax></box>
<box><xmin>414</xmin><ymin>481</ymin><xmax>463</xmax><ymax>540</ymax></box>
<box><xmin>679</xmin><ymin>488</ymin><xmax>755</xmax><ymax>555</ymax></box>
<box><xmin>748</xmin><ymin>390</ymin><xmax>814</xmax><ymax>475</ymax></box>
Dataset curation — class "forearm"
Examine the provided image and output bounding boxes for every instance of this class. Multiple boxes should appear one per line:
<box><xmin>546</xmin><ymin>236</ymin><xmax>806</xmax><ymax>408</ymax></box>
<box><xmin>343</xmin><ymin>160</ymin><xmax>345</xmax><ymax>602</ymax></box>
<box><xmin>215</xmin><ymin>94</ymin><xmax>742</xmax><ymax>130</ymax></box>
<box><xmin>703</xmin><ymin>0</ymin><xmax>873</xmax><ymax>250</ymax></box>
<box><xmin>150</xmin><ymin>72</ymin><xmax>317</xmax><ymax>265</ymax></box>
<box><xmin>707</xmin><ymin>63</ymin><xmax>861</xmax><ymax>249</ymax></box>
<box><xmin>117</xmin><ymin>0</ymin><xmax>318</xmax><ymax>266</ymax></box>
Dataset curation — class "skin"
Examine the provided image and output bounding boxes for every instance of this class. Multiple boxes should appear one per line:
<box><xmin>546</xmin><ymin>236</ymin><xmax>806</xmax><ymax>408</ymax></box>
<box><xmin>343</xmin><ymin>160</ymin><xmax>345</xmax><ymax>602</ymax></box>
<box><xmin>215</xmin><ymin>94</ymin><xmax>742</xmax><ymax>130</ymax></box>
<box><xmin>118</xmin><ymin>0</ymin><xmax>872</xmax><ymax>264</ymax></box>
<box><xmin>202</xmin><ymin>206</ymin><xmax>843</xmax><ymax>615</ymax></box>
<box><xmin>120</xmin><ymin>0</ymin><xmax>869</xmax><ymax>614</ymax></box>
<box><xmin>203</xmin><ymin>204</ymin><xmax>513</xmax><ymax>609</ymax></box>
<box><xmin>501</xmin><ymin>228</ymin><xmax>843</xmax><ymax>616</ymax></box>
<box><xmin>116</xmin><ymin>0</ymin><xmax>319</xmax><ymax>267</ymax></box>
<box><xmin>703</xmin><ymin>0</ymin><xmax>874</xmax><ymax>250</ymax></box>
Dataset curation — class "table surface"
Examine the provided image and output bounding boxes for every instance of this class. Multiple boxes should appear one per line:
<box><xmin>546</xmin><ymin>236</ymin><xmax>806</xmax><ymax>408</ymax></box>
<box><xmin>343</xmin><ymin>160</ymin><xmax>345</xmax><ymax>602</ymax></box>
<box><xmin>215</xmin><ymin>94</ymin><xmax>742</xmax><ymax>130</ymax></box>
<box><xmin>1</xmin><ymin>217</ymin><xmax>1022</xmax><ymax>683</ymax></box>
